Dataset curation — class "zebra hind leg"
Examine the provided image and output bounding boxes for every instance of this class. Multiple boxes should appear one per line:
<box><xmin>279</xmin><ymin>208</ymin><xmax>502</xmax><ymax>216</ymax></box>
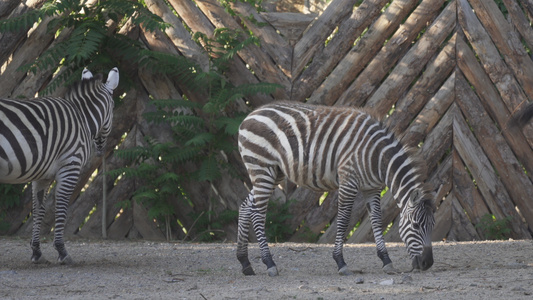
<box><xmin>30</xmin><ymin>180</ymin><xmax>51</xmax><ymax>264</ymax></box>
<box><xmin>237</xmin><ymin>193</ymin><xmax>256</xmax><ymax>275</ymax></box>
<box><xmin>236</xmin><ymin>191</ymin><xmax>278</xmax><ymax>276</ymax></box>
<box><xmin>365</xmin><ymin>194</ymin><xmax>399</xmax><ymax>274</ymax></box>
<box><xmin>52</xmin><ymin>171</ymin><xmax>78</xmax><ymax>264</ymax></box>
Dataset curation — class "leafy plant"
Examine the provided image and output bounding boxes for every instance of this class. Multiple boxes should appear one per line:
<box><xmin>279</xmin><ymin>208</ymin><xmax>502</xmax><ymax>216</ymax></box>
<box><xmin>475</xmin><ymin>214</ymin><xmax>512</xmax><ymax>240</ymax></box>
<box><xmin>110</xmin><ymin>27</ymin><xmax>279</xmax><ymax>241</ymax></box>
<box><xmin>0</xmin><ymin>0</ymin><xmax>169</xmax><ymax>94</ymax></box>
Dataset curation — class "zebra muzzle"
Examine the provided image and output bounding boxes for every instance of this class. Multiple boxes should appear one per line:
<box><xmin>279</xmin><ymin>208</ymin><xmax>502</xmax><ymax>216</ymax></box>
<box><xmin>412</xmin><ymin>246</ymin><xmax>433</xmax><ymax>271</ymax></box>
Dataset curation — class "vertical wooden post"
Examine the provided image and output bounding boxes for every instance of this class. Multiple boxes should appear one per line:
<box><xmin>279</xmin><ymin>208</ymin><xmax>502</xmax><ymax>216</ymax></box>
<box><xmin>102</xmin><ymin>156</ymin><xmax>107</xmax><ymax>239</ymax></box>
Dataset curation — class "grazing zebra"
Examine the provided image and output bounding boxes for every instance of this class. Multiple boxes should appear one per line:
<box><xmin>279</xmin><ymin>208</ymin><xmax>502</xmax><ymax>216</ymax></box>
<box><xmin>0</xmin><ymin>68</ymin><xmax>119</xmax><ymax>264</ymax></box>
<box><xmin>236</xmin><ymin>101</ymin><xmax>435</xmax><ymax>276</ymax></box>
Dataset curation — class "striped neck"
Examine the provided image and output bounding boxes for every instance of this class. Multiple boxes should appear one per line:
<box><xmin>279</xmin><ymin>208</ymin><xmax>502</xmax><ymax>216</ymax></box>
<box><xmin>380</xmin><ymin>145</ymin><xmax>421</xmax><ymax>209</ymax></box>
<box><xmin>66</xmin><ymin>77</ymin><xmax>111</xmax><ymax>139</ymax></box>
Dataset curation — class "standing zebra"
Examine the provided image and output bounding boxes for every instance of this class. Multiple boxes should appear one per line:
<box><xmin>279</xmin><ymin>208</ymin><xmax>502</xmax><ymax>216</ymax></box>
<box><xmin>0</xmin><ymin>68</ymin><xmax>119</xmax><ymax>264</ymax></box>
<box><xmin>237</xmin><ymin>101</ymin><xmax>434</xmax><ymax>276</ymax></box>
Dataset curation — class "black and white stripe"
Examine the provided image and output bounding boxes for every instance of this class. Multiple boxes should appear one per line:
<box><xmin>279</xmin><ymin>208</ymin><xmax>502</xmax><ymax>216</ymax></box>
<box><xmin>236</xmin><ymin>101</ymin><xmax>434</xmax><ymax>276</ymax></box>
<box><xmin>0</xmin><ymin>68</ymin><xmax>119</xmax><ymax>264</ymax></box>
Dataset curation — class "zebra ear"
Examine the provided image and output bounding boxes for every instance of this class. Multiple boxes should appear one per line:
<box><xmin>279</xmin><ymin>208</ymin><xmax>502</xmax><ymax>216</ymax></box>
<box><xmin>105</xmin><ymin>67</ymin><xmax>119</xmax><ymax>92</ymax></box>
<box><xmin>82</xmin><ymin>68</ymin><xmax>93</xmax><ymax>80</ymax></box>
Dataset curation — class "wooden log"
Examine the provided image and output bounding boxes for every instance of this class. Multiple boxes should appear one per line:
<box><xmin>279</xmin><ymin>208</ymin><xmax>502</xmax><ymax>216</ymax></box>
<box><xmin>0</xmin><ymin>0</ymin><xmax>47</xmax><ymax>67</ymax></box>
<box><xmin>429</xmin><ymin>155</ymin><xmax>453</xmax><ymax>241</ymax></box>
<box><xmin>107</xmin><ymin>206</ymin><xmax>133</xmax><ymax>240</ymax></box>
<box><xmin>431</xmin><ymin>193</ymin><xmax>452</xmax><ymax>242</ymax></box>
<box><xmin>0</xmin><ymin>15</ymin><xmax>56</xmax><ymax>98</ymax></box>
<box><xmin>520</xmin><ymin>0</ymin><xmax>533</xmax><ymax>20</ymax></box>
<box><xmin>398</xmin><ymin>72</ymin><xmax>455</xmax><ymax>149</ymax></box>
<box><xmin>291</xmin><ymin>0</ymin><xmax>389</xmax><ymax>102</ymax></box>
<box><xmin>456</xmin><ymin>35</ymin><xmax>533</xmax><ymax>180</ymax></box>
<box><xmin>157</xmin><ymin>0</ymin><xmax>276</xmax><ymax>106</ymax></box>
<box><xmin>285</xmin><ymin>188</ymin><xmax>323</xmax><ymax>232</ymax></box>
<box><xmin>504</xmin><ymin>0</ymin><xmax>533</xmax><ymax>53</ymax></box>
<box><xmin>468</xmin><ymin>0</ymin><xmax>533</xmax><ymax>101</ymax></box>
<box><xmin>459</xmin><ymin>0</ymin><xmax>533</xmax><ymax>154</ymax></box>
<box><xmin>260</xmin><ymin>12</ymin><xmax>317</xmax><ymax>43</ymax></box>
<box><xmin>458</xmin><ymin>0</ymin><xmax>527</xmax><ymax>111</ymax></box>
<box><xmin>144</xmin><ymin>0</ymin><xmax>209</xmax><ymax>71</ymax></box>
<box><xmin>0</xmin><ymin>0</ymin><xmax>19</xmax><ymax>17</ymax></box>
<box><xmin>308</xmin><ymin>0</ymin><xmax>425</xmax><ymax>106</ymax></box>
<box><xmin>386</xmin><ymin>35</ymin><xmax>456</xmax><ymax>138</ymax></box>
<box><xmin>453</xmin><ymin>95</ymin><xmax>531</xmax><ymax>238</ymax></box>
<box><xmin>447</xmin><ymin>195</ymin><xmax>480</xmax><ymax>241</ymax></box>
<box><xmin>456</xmin><ymin>73</ymin><xmax>533</xmax><ymax>237</ymax></box>
<box><xmin>289</xmin><ymin>191</ymin><xmax>338</xmax><ymax>242</ymax></box>
<box><xmin>10</xmin><ymin>27</ymin><xmax>74</xmax><ymax>99</ymax></box>
<box><xmin>291</xmin><ymin>0</ymin><xmax>356</xmax><ymax>78</ymax></box>
<box><xmin>132</xmin><ymin>200</ymin><xmax>166</xmax><ymax>240</ymax></box>
<box><xmin>452</xmin><ymin>151</ymin><xmax>491</xmax><ymax>238</ymax></box>
<box><xmin>415</xmin><ymin>101</ymin><xmax>455</xmax><ymax>177</ymax></box>
<box><xmin>364</xmin><ymin>1</ymin><xmax>456</xmax><ymax>117</ymax></box>
<box><xmin>229</xmin><ymin>0</ymin><xmax>293</xmax><ymax>79</ymax></box>
<box><xmin>194</xmin><ymin>0</ymin><xmax>286</xmax><ymax>102</ymax></box>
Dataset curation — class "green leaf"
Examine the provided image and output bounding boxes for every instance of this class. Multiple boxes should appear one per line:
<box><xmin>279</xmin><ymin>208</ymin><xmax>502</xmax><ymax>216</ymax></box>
<box><xmin>197</xmin><ymin>156</ymin><xmax>221</xmax><ymax>182</ymax></box>
<box><xmin>185</xmin><ymin>132</ymin><xmax>214</xmax><ymax>146</ymax></box>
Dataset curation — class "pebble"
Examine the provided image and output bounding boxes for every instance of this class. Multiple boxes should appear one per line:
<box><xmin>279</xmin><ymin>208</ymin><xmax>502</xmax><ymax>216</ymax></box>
<box><xmin>379</xmin><ymin>278</ymin><xmax>394</xmax><ymax>285</ymax></box>
<box><xmin>355</xmin><ymin>277</ymin><xmax>364</xmax><ymax>284</ymax></box>
<box><xmin>400</xmin><ymin>275</ymin><xmax>413</xmax><ymax>284</ymax></box>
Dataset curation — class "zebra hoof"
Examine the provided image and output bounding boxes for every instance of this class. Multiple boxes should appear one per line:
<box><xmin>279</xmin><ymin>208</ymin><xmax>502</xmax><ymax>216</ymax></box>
<box><xmin>338</xmin><ymin>266</ymin><xmax>354</xmax><ymax>276</ymax></box>
<box><xmin>31</xmin><ymin>255</ymin><xmax>49</xmax><ymax>264</ymax></box>
<box><xmin>267</xmin><ymin>266</ymin><xmax>279</xmax><ymax>277</ymax></box>
<box><xmin>58</xmin><ymin>254</ymin><xmax>74</xmax><ymax>265</ymax></box>
<box><xmin>382</xmin><ymin>263</ymin><xmax>399</xmax><ymax>274</ymax></box>
<box><xmin>242</xmin><ymin>265</ymin><xmax>256</xmax><ymax>276</ymax></box>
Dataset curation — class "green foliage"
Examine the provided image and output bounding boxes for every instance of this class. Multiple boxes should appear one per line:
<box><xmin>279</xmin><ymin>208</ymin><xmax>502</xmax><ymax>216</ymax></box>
<box><xmin>111</xmin><ymin>27</ymin><xmax>278</xmax><ymax>241</ymax></box>
<box><xmin>0</xmin><ymin>0</ymin><xmax>169</xmax><ymax>94</ymax></box>
<box><xmin>266</xmin><ymin>199</ymin><xmax>294</xmax><ymax>243</ymax></box>
<box><xmin>0</xmin><ymin>184</ymin><xmax>25</xmax><ymax>233</ymax></box>
<box><xmin>475</xmin><ymin>214</ymin><xmax>512</xmax><ymax>240</ymax></box>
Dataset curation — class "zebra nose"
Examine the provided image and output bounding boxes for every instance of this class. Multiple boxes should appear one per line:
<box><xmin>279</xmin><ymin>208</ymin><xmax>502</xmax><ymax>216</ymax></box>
<box><xmin>413</xmin><ymin>246</ymin><xmax>433</xmax><ymax>271</ymax></box>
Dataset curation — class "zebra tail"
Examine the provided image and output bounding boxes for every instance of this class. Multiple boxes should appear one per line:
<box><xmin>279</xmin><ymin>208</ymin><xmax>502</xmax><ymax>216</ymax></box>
<box><xmin>509</xmin><ymin>103</ymin><xmax>533</xmax><ymax>128</ymax></box>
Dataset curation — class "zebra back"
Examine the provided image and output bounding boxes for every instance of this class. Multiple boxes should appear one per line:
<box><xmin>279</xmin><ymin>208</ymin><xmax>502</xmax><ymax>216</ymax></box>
<box><xmin>239</xmin><ymin>101</ymin><xmax>431</xmax><ymax>207</ymax></box>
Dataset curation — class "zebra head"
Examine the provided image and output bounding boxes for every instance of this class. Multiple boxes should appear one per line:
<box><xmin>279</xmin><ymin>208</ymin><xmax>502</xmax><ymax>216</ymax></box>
<box><xmin>399</xmin><ymin>189</ymin><xmax>435</xmax><ymax>271</ymax></box>
<box><xmin>95</xmin><ymin>68</ymin><xmax>118</xmax><ymax>156</ymax></box>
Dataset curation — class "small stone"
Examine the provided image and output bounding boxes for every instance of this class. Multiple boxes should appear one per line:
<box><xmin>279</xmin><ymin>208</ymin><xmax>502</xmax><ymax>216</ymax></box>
<box><xmin>379</xmin><ymin>278</ymin><xmax>394</xmax><ymax>285</ymax></box>
<box><xmin>400</xmin><ymin>275</ymin><xmax>413</xmax><ymax>284</ymax></box>
<box><xmin>326</xmin><ymin>286</ymin><xmax>343</xmax><ymax>292</ymax></box>
<box><xmin>355</xmin><ymin>277</ymin><xmax>364</xmax><ymax>284</ymax></box>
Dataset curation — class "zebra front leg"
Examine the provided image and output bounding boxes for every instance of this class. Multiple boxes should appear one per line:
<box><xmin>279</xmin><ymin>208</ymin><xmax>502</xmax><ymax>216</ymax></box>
<box><xmin>251</xmin><ymin>205</ymin><xmax>278</xmax><ymax>276</ymax></box>
<box><xmin>30</xmin><ymin>180</ymin><xmax>51</xmax><ymax>264</ymax></box>
<box><xmin>365</xmin><ymin>193</ymin><xmax>399</xmax><ymax>274</ymax></box>
<box><xmin>237</xmin><ymin>194</ymin><xmax>256</xmax><ymax>275</ymax></box>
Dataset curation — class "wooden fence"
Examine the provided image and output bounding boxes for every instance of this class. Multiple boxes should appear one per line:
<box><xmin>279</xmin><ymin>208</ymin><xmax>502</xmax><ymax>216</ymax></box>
<box><xmin>1</xmin><ymin>0</ymin><xmax>533</xmax><ymax>243</ymax></box>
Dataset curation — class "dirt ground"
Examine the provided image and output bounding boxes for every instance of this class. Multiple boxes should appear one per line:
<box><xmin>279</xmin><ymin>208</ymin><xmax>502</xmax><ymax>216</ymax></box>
<box><xmin>0</xmin><ymin>238</ymin><xmax>532</xmax><ymax>300</ymax></box>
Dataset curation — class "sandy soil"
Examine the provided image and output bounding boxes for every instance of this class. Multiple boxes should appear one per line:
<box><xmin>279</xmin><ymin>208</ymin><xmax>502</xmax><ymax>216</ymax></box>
<box><xmin>0</xmin><ymin>238</ymin><xmax>532</xmax><ymax>299</ymax></box>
